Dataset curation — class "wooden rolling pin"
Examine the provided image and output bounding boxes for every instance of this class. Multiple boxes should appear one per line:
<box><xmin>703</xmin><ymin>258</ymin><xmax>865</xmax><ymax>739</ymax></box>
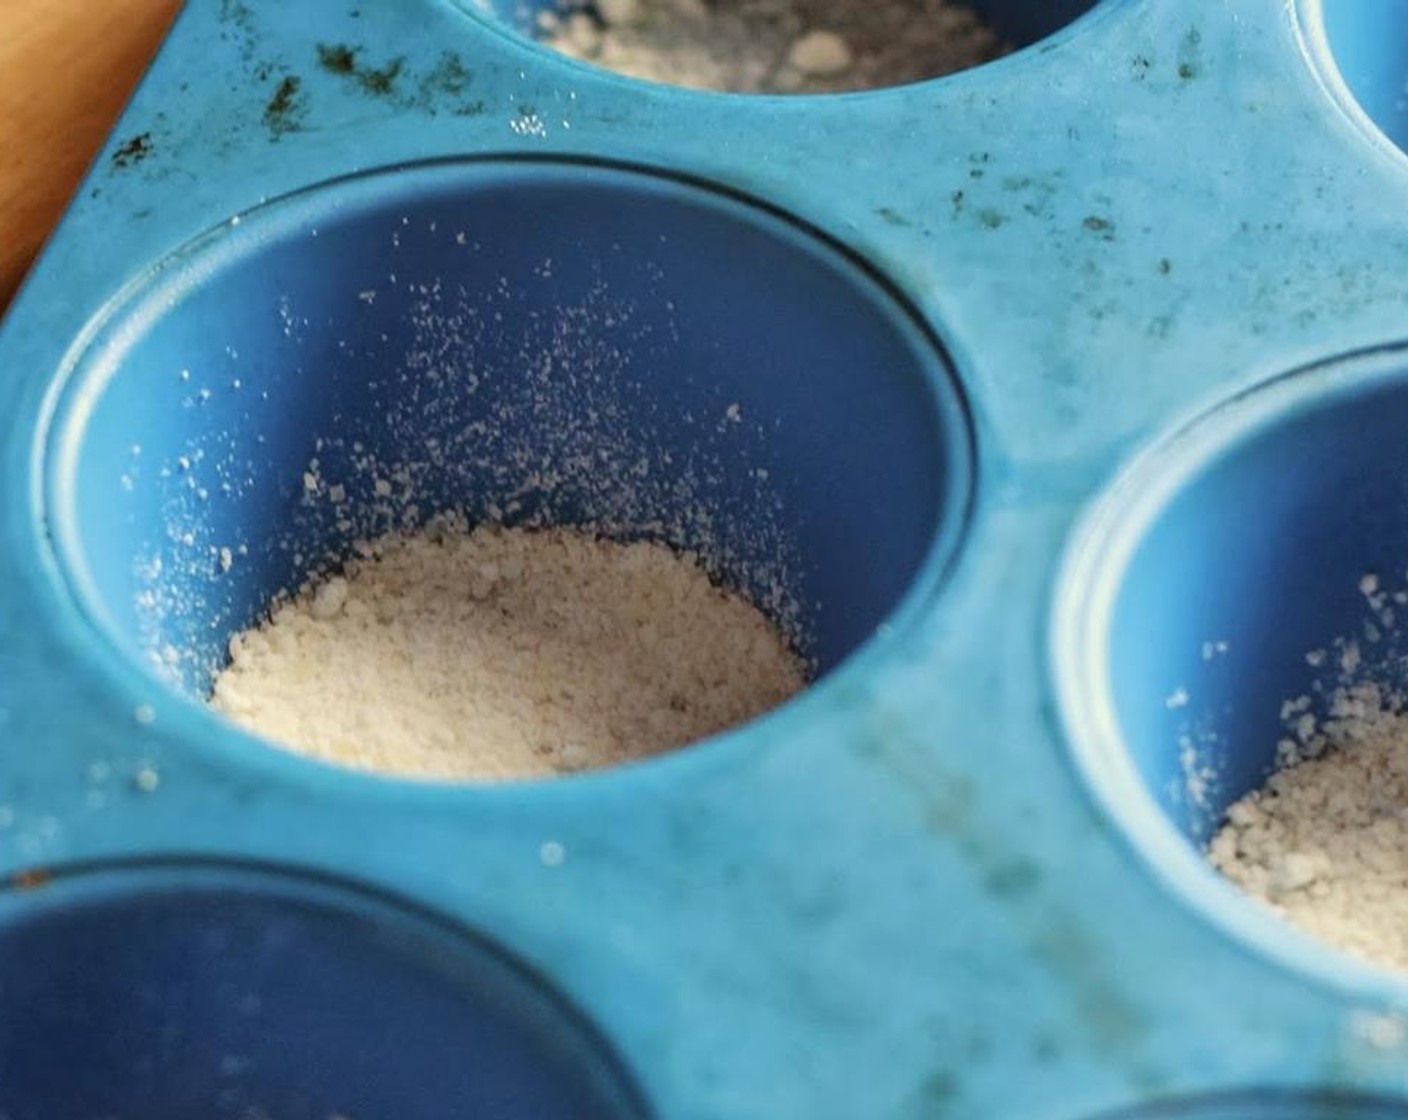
<box><xmin>0</xmin><ymin>0</ymin><xmax>180</xmax><ymax>309</ymax></box>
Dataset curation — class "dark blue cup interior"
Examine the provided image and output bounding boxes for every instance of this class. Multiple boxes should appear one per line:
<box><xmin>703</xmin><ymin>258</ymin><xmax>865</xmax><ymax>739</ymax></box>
<box><xmin>49</xmin><ymin>160</ymin><xmax>969</xmax><ymax>716</ymax></box>
<box><xmin>0</xmin><ymin>864</ymin><xmax>647</xmax><ymax>1120</ymax></box>
<box><xmin>1106</xmin><ymin>362</ymin><xmax>1408</xmax><ymax>841</ymax></box>
<box><xmin>977</xmin><ymin>0</ymin><xmax>1098</xmax><ymax>45</ymax></box>
<box><xmin>1318</xmin><ymin>1</ymin><xmax>1408</xmax><ymax>156</ymax></box>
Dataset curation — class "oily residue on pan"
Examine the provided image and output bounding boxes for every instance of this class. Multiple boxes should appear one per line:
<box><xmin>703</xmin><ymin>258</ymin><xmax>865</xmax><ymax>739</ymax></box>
<box><xmin>856</xmin><ymin>713</ymin><xmax>1157</xmax><ymax>1084</ymax></box>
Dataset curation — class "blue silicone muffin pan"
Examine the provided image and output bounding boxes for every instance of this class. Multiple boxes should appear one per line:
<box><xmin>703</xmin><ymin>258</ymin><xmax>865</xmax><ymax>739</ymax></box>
<box><xmin>8</xmin><ymin>1</ymin><xmax>1408</xmax><ymax>1116</ymax></box>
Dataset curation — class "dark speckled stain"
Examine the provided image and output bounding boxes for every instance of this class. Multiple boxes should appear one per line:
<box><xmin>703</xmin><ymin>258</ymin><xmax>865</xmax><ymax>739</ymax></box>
<box><xmin>1083</xmin><ymin>215</ymin><xmax>1116</xmax><ymax>242</ymax></box>
<box><xmin>317</xmin><ymin>42</ymin><xmax>357</xmax><ymax>74</ymax></box>
<box><xmin>317</xmin><ymin>42</ymin><xmax>406</xmax><ymax>97</ymax></box>
<box><xmin>362</xmin><ymin>57</ymin><xmax>404</xmax><ymax>96</ymax></box>
<box><xmin>214</xmin><ymin>0</ymin><xmax>321</xmax><ymax>146</ymax></box>
<box><xmin>111</xmin><ymin>132</ymin><xmax>153</xmax><ymax>170</ymax></box>
<box><xmin>263</xmin><ymin>75</ymin><xmax>306</xmax><ymax>137</ymax></box>
<box><xmin>876</xmin><ymin>207</ymin><xmax>911</xmax><ymax>228</ymax></box>
<box><xmin>219</xmin><ymin>0</ymin><xmax>252</xmax><ymax>24</ymax></box>
<box><xmin>423</xmin><ymin>53</ymin><xmax>486</xmax><ymax>116</ymax></box>
<box><xmin>1131</xmin><ymin>54</ymin><xmax>1152</xmax><ymax>81</ymax></box>
<box><xmin>218</xmin><ymin>0</ymin><xmax>258</xmax><ymax>65</ymax></box>
<box><xmin>1158</xmin><ymin>257</ymin><xmax>1172</xmax><ymax>275</ymax></box>
<box><xmin>1243</xmin><ymin>245</ymin><xmax>1405</xmax><ymax>337</ymax></box>
<box><xmin>1177</xmin><ymin>27</ymin><xmax>1202</xmax><ymax>81</ymax></box>
<box><xmin>1003</xmin><ymin>174</ymin><xmax>1059</xmax><ymax>220</ymax></box>
<box><xmin>950</xmin><ymin>162</ymin><xmax>1063</xmax><ymax>231</ymax></box>
<box><xmin>317</xmin><ymin>44</ymin><xmax>483</xmax><ymax>116</ymax></box>
<box><xmin>427</xmin><ymin>51</ymin><xmax>473</xmax><ymax>95</ymax></box>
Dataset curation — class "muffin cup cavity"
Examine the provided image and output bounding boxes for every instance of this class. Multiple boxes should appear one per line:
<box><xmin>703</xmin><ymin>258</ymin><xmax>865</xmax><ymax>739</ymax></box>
<box><xmin>0</xmin><ymin>861</ymin><xmax>648</xmax><ymax>1120</ymax></box>
<box><xmin>45</xmin><ymin>159</ymin><xmax>972</xmax><ymax>772</ymax></box>
<box><xmin>1055</xmin><ymin>347</ymin><xmax>1408</xmax><ymax>990</ymax></box>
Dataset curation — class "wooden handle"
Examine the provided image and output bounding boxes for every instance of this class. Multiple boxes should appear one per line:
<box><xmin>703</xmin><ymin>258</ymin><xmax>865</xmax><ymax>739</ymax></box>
<box><xmin>0</xmin><ymin>0</ymin><xmax>181</xmax><ymax>309</ymax></box>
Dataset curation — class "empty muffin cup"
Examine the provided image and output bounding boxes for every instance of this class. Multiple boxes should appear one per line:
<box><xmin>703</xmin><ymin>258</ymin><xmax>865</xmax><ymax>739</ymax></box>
<box><xmin>0</xmin><ymin>862</ymin><xmax>648</xmax><ymax>1120</ymax></box>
